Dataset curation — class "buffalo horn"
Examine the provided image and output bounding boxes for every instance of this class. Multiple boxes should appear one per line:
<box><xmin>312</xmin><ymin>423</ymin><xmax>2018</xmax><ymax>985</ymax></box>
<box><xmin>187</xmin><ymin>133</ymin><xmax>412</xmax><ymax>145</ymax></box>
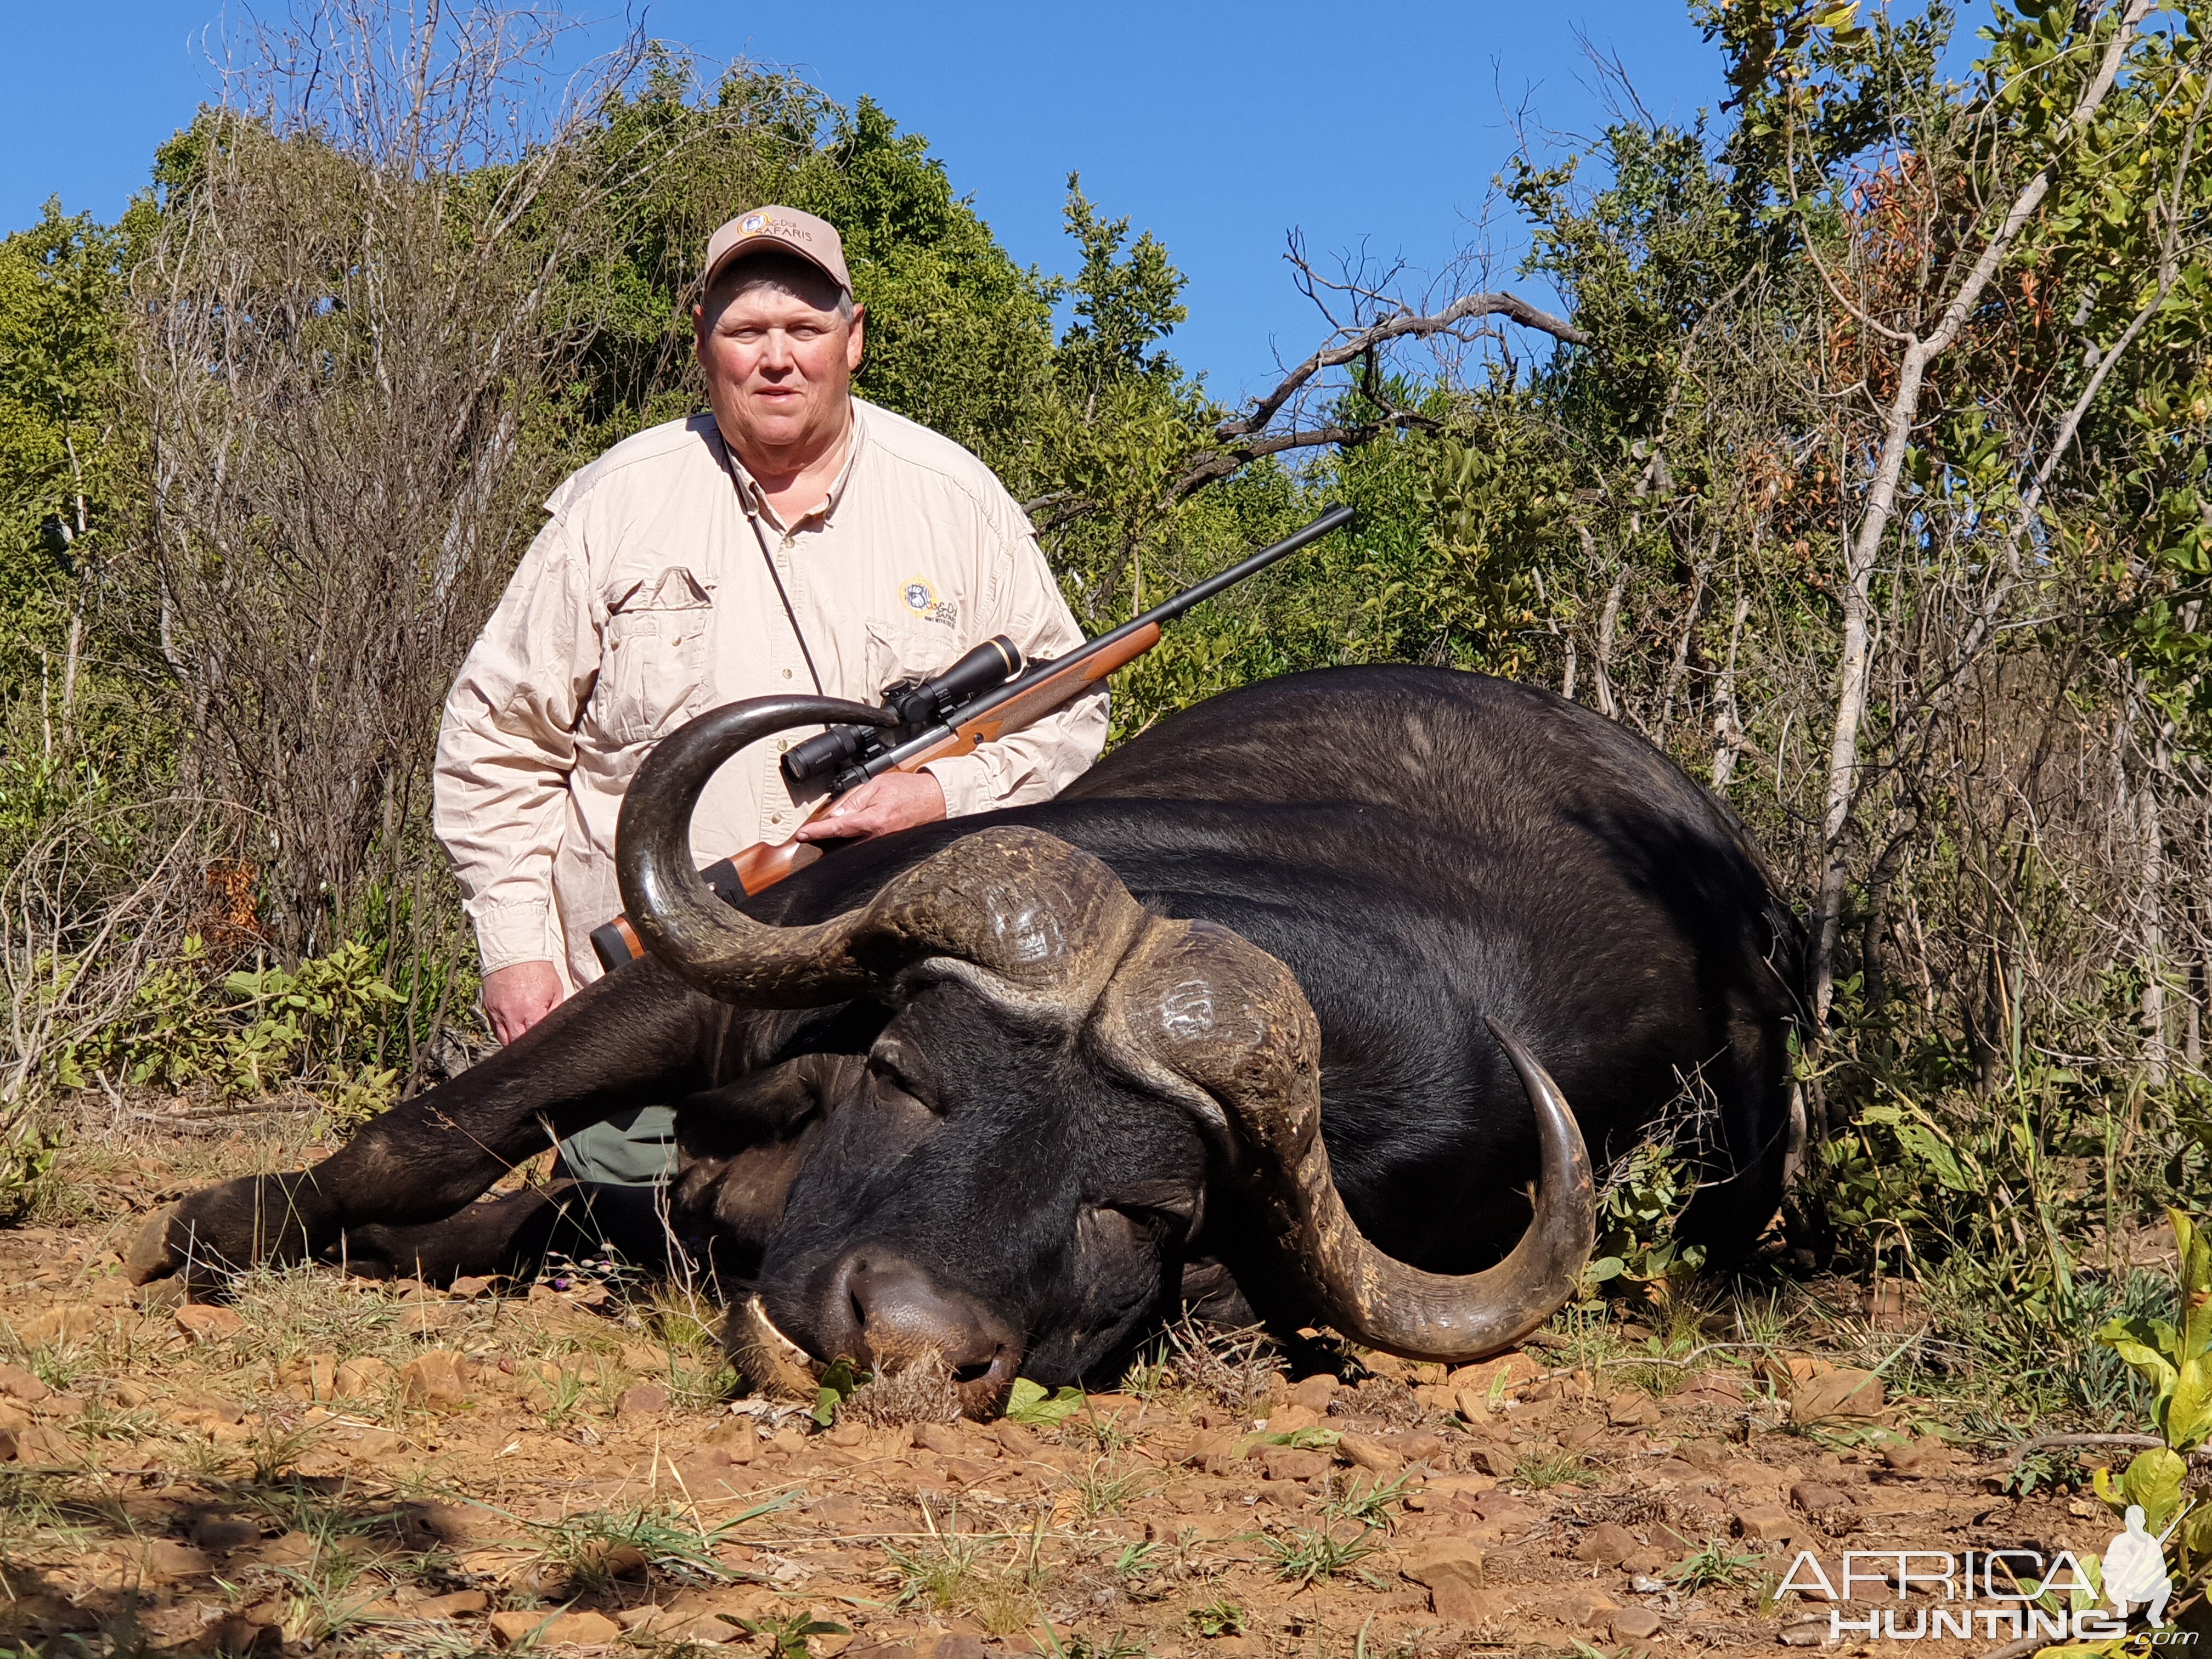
<box><xmin>617</xmin><ymin>696</ymin><xmax>1149</xmax><ymax>1009</ymax></box>
<box><xmin>1098</xmin><ymin>918</ymin><xmax>1595</xmax><ymax>1363</ymax></box>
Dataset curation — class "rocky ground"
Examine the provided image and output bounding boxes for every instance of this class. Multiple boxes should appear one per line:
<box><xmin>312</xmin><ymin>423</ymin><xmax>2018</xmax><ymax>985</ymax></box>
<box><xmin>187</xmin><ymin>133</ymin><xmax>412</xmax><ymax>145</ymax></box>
<box><xmin>0</xmin><ymin>1123</ymin><xmax>2132</xmax><ymax>1658</ymax></box>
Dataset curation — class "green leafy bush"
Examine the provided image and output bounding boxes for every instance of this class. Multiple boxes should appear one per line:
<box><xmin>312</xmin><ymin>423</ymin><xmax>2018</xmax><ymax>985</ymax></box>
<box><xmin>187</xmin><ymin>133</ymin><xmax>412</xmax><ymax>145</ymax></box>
<box><xmin>55</xmin><ymin>936</ymin><xmax>406</xmax><ymax>1104</ymax></box>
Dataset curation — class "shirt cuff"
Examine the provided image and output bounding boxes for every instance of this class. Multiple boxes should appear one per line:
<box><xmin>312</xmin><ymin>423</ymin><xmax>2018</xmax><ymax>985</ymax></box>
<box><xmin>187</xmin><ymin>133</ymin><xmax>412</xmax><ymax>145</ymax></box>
<box><xmin>473</xmin><ymin>899</ymin><xmax>558</xmax><ymax>975</ymax></box>
<box><xmin>919</xmin><ymin>753</ymin><xmax>992</xmax><ymax>819</ymax></box>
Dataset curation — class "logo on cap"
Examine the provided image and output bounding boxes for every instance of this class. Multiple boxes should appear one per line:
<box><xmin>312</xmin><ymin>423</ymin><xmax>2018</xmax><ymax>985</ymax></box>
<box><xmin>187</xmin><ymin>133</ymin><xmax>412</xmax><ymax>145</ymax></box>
<box><xmin>741</xmin><ymin>212</ymin><xmax>769</xmax><ymax>233</ymax></box>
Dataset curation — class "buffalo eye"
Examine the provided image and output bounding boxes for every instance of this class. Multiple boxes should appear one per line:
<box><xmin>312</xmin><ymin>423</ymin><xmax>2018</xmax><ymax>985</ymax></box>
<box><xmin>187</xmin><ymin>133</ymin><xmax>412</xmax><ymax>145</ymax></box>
<box><xmin>865</xmin><ymin>1044</ymin><xmax>940</xmax><ymax>1116</ymax></box>
<box><xmin>1084</xmin><ymin>1187</ymin><xmax>1203</xmax><ymax>1247</ymax></box>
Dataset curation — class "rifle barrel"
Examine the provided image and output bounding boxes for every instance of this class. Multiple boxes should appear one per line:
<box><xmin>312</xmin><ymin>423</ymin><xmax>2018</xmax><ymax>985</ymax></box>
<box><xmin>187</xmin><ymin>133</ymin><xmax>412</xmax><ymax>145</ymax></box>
<box><xmin>854</xmin><ymin>503</ymin><xmax>1353</xmax><ymax>782</ymax></box>
<box><xmin>1136</xmin><ymin>501</ymin><xmax>1355</xmax><ymax>631</ymax></box>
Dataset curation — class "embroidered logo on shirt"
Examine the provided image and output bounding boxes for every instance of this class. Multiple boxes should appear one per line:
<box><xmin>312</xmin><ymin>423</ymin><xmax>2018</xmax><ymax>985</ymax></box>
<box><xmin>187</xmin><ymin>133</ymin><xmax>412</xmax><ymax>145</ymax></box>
<box><xmin>901</xmin><ymin>577</ymin><xmax>958</xmax><ymax>628</ymax></box>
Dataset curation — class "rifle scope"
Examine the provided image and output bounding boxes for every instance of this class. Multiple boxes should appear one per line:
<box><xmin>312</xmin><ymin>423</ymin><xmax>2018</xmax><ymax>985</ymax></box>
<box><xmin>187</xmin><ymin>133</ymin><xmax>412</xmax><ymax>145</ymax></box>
<box><xmin>780</xmin><ymin>635</ymin><xmax>1023</xmax><ymax>790</ymax></box>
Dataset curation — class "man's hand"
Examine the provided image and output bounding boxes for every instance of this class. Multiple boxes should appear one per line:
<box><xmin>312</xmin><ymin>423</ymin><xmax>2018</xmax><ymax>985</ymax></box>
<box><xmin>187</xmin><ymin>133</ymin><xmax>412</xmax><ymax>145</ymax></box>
<box><xmin>793</xmin><ymin>770</ymin><xmax>946</xmax><ymax>844</ymax></box>
<box><xmin>482</xmin><ymin>960</ymin><xmax>565</xmax><ymax>1046</ymax></box>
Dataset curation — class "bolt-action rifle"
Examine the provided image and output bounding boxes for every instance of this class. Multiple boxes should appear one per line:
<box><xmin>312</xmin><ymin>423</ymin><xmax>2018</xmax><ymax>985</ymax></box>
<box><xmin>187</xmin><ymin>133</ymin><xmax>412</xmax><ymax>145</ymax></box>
<box><xmin>590</xmin><ymin>503</ymin><xmax>1354</xmax><ymax>969</ymax></box>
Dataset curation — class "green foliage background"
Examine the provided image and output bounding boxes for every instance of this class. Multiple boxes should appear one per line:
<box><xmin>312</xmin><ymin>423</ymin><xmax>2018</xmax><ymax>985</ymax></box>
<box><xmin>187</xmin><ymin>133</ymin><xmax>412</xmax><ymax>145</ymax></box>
<box><xmin>3</xmin><ymin>5</ymin><xmax>2211</xmax><ymax>1421</ymax></box>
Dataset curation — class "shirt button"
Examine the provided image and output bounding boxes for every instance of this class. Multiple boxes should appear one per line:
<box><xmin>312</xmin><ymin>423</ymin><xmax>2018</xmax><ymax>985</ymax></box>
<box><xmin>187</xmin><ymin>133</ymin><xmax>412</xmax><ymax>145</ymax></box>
<box><xmin>775</xmin><ymin>739</ymin><xmax>788</xmax><ymax>751</ymax></box>
<box><xmin>782</xmin><ymin>668</ymin><xmax>793</xmax><ymax>679</ymax></box>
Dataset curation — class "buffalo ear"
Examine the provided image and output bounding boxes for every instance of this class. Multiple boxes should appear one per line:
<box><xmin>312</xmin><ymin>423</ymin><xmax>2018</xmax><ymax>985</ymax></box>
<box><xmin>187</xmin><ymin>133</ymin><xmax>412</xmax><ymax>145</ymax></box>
<box><xmin>670</xmin><ymin>1054</ymin><xmax>862</xmax><ymax>1269</ymax></box>
<box><xmin>673</xmin><ymin>1053</ymin><xmax>863</xmax><ymax>1162</ymax></box>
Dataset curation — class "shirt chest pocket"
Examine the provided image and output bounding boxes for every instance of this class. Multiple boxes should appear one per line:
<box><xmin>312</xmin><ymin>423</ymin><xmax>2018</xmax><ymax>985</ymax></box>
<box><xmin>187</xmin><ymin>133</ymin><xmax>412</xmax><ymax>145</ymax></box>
<box><xmin>861</xmin><ymin>613</ymin><xmax>963</xmax><ymax>701</ymax></box>
<box><xmin>596</xmin><ymin>567</ymin><xmax>714</xmax><ymax>747</ymax></box>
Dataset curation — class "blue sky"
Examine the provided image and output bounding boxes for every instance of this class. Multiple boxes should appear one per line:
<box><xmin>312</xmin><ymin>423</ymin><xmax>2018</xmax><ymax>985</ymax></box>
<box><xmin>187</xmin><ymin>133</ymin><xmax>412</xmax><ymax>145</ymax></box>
<box><xmin>2</xmin><ymin>2</ymin><xmax>1735</xmax><ymax>402</ymax></box>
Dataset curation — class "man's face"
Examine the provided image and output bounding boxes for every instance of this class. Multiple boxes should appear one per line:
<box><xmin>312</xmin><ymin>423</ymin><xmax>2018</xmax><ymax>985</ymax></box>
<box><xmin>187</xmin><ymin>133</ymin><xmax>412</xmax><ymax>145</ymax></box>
<box><xmin>695</xmin><ymin>259</ymin><xmax>865</xmax><ymax>466</ymax></box>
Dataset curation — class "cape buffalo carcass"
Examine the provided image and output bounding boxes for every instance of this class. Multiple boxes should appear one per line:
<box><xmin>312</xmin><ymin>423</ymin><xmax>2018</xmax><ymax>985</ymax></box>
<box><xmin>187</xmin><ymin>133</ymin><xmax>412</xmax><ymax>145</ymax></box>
<box><xmin>129</xmin><ymin>666</ymin><xmax>1803</xmax><ymax>1415</ymax></box>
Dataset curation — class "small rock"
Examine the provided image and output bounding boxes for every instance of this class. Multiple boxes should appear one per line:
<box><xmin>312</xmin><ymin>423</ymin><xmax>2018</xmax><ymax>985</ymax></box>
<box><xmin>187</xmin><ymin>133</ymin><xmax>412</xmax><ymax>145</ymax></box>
<box><xmin>333</xmin><ymin>1356</ymin><xmax>396</xmax><ymax>1398</ymax></box>
<box><xmin>348</xmin><ymin>1427</ymin><xmax>400</xmax><ymax>1458</ymax></box>
<box><xmin>1390</xmin><ymin>1430</ymin><xmax>1447</xmax><ymax>1463</ymax></box>
<box><xmin>144</xmin><ymin>1539</ymin><xmax>215</xmax><ymax>1580</ymax></box>
<box><xmin>916</xmin><ymin>1635</ymin><xmax>988</xmax><ymax>1659</ymax></box>
<box><xmin>1561</xmin><ymin>1587</ymin><xmax>1621</xmax><ymax>1628</ymax></box>
<box><xmin>1790</xmin><ymin>1368</ymin><xmax>1884</xmax><ymax>1423</ymax></box>
<box><xmin>1680</xmin><ymin>1370</ymin><xmax>1747</xmax><ymax>1404</ymax></box>
<box><xmin>913</xmin><ymin>1421</ymin><xmax>966</xmax><ymax>1456</ymax></box>
<box><xmin>1442</xmin><ymin>1353</ymin><xmax>1548</xmax><ymax>1398</ymax></box>
<box><xmin>1402</xmin><ymin>1537</ymin><xmax>1491</xmax><ymax>1620</ymax></box>
<box><xmin>667</xmin><ymin>1613</ymin><xmax>746</xmax><ymax>1644</ymax></box>
<box><xmin>171</xmin><ymin>1389</ymin><xmax>246</xmax><ymax>1425</ymax></box>
<box><xmin>1453</xmin><ymin>1387</ymin><xmax>1499</xmax><ymax>1423</ymax></box>
<box><xmin>400</xmin><ymin>1350</ymin><xmax>470</xmax><ymax>1406</ymax></box>
<box><xmin>1780</xmin><ymin>1617</ymin><xmax>1836</xmax><ymax>1646</ymax></box>
<box><xmin>135</xmin><ymin>1278</ymin><xmax>187</xmax><ymax>1314</ymax></box>
<box><xmin>1254</xmin><ymin>1446</ymin><xmax>1328</xmax><ymax>1481</ymax></box>
<box><xmin>190</xmin><ymin>1514</ymin><xmax>262</xmax><ymax>1552</ymax></box>
<box><xmin>1576</xmin><ymin>1521</ymin><xmax>1640</xmax><ymax>1565</ymax></box>
<box><xmin>994</xmin><ymin>1420</ymin><xmax>1041</xmax><ymax>1457</ymax></box>
<box><xmin>10</xmin><ymin>1425</ymin><xmax>72</xmax><ymax>1464</ymax></box>
<box><xmin>1465</xmin><ymin>1443</ymin><xmax>1516</xmax><ymax>1478</ymax></box>
<box><xmin>447</xmin><ymin>1275</ymin><xmax>500</xmax><ymax>1300</ymax></box>
<box><xmin>247</xmin><ymin>1532</ymin><xmax>319</xmax><ymax>1568</ymax></box>
<box><xmin>1470</xmin><ymin>1493</ymin><xmax>1541</xmax><ymax>1536</ymax></box>
<box><xmin>213</xmin><ymin>1613</ymin><xmax>284</xmax><ymax>1655</ymax></box>
<box><xmin>489</xmin><ymin>1608</ymin><xmax>623</xmax><ymax>1647</ymax></box>
<box><xmin>1261</xmin><ymin>1401</ymin><xmax>1325</xmax><ymax>1434</ymax></box>
<box><xmin>1882</xmin><ymin>1436</ymin><xmax>1949</xmax><ymax>1475</ymax></box>
<box><xmin>401</xmin><ymin>1501</ymin><xmax>515</xmax><ymax>1551</ymax></box>
<box><xmin>621</xmin><ymin>1605</ymin><xmax>736</xmax><ymax>1640</ymax></box>
<box><xmin>1612</xmin><ymin>1607</ymin><xmax>1664</xmax><ymax>1640</ymax></box>
<box><xmin>1630</xmin><ymin>1574</ymin><xmax>1669</xmax><ymax>1594</ymax></box>
<box><xmin>1338</xmin><ymin>1431</ymin><xmax>1404</xmax><ymax>1474</ymax></box>
<box><xmin>1791</xmin><ymin>1481</ymin><xmax>1853</xmax><ymax>1513</ymax></box>
<box><xmin>13</xmin><ymin>1305</ymin><xmax>103</xmax><ymax>1348</ymax></box>
<box><xmin>617</xmin><ymin>1382</ymin><xmax>671</xmax><ymax>1417</ymax></box>
<box><xmin>1734</xmin><ymin>1504</ymin><xmax>1804</xmax><ymax>1544</ymax></box>
<box><xmin>1289</xmin><ymin>1374</ymin><xmax>1338</xmax><ymax>1412</ymax></box>
<box><xmin>704</xmin><ymin>1419</ymin><xmax>758</xmax><ymax>1462</ymax></box>
<box><xmin>0</xmin><ymin>1363</ymin><xmax>52</xmax><ymax>1404</ymax></box>
<box><xmin>411</xmin><ymin>1589</ymin><xmax>489</xmax><ymax>1619</ymax></box>
<box><xmin>1607</xmin><ymin>1391</ymin><xmax>1662</xmax><ymax>1427</ymax></box>
<box><xmin>111</xmin><ymin>1380</ymin><xmax>152</xmax><ymax>1408</ymax></box>
<box><xmin>174</xmin><ymin>1305</ymin><xmax>244</xmax><ymax>1342</ymax></box>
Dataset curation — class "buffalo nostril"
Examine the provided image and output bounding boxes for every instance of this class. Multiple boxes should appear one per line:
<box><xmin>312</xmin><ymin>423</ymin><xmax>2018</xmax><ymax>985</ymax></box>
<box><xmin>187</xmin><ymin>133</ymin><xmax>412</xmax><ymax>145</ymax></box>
<box><xmin>838</xmin><ymin>1252</ymin><xmax>1014</xmax><ymax>1374</ymax></box>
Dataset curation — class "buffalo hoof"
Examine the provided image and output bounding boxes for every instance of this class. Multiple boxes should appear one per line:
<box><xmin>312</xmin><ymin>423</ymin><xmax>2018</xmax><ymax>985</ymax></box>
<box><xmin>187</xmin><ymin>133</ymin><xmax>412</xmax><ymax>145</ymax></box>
<box><xmin>123</xmin><ymin>1175</ymin><xmax>324</xmax><ymax>1288</ymax></box>
<box><xmin>125</xmin><ymin>1201</ymin><xmax>185</xmax><ymax>1285</ymax></box>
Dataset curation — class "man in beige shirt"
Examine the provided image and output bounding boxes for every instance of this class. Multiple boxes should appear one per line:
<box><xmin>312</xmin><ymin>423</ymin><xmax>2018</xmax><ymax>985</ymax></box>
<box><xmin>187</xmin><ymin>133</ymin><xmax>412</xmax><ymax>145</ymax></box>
<box><xmin>433</xmin><ymin>206</ymin><xmax>1105</xmax><ymax>1210</ymax></box>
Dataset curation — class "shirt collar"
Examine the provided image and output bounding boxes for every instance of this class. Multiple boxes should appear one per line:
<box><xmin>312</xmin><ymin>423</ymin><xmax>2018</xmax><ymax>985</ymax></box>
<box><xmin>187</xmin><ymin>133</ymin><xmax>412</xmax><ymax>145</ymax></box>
<box><xmin>718</xmin><ymin>398</ymin><xmax>867</xmax><ymax>534</ymax></box>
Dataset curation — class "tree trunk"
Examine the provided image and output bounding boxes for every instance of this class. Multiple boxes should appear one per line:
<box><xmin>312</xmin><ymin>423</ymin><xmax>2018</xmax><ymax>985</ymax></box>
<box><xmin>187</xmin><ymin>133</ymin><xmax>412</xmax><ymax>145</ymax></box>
<box><xmin>1804</xmin><ymin>0</ymin><xmax>2152</xmax><ymax>1040</ymax></box>
<box><xmin>1711</xmin><ymin>590</ymin><xmax>1753</xmax><ymax>791</ymax></box>
<box><xmin>1594</xmin><ymin>556</ymin><xmax>1626</xmax><ymax>723</ymax></box>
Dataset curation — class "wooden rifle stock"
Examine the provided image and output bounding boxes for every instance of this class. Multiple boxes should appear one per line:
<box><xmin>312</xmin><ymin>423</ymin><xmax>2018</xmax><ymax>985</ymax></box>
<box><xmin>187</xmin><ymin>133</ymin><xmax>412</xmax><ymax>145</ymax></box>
<box><xmin>590</xmin><ymin>505</ymin><xmax>1348</xmax><ymax>970</ymax></box>
<box><xmin>586</xmin><ymin>637</ymin><xmax>1153</xmax><ymax>967</ymax></box>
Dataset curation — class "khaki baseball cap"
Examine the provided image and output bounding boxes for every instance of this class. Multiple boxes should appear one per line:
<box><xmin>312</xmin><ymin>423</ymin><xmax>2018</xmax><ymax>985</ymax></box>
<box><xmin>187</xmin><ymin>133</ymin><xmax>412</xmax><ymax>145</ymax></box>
<box><xmin>703</xmin><ymin>206</ymin><xmax>853</xmax><ymax>297</ymax></box>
